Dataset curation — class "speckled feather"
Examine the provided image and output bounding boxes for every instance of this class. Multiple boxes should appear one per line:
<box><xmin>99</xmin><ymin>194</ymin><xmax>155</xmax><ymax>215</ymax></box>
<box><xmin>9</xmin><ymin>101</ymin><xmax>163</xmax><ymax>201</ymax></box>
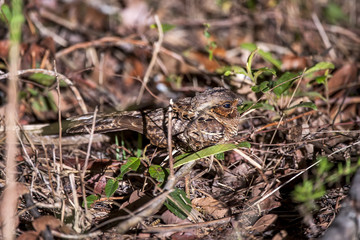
<box><xmin>67</xmin><ymin>87</ymin><xmax>242</xmax><ymax>151</ymax></box>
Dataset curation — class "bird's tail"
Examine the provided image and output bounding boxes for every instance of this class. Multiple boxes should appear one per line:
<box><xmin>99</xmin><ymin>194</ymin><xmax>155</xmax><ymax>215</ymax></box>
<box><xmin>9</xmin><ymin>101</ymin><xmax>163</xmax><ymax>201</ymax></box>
<box><xmin>66</xmin><ymin>111</ymin><xmax>144</xmax><ymax>134</ymax></box>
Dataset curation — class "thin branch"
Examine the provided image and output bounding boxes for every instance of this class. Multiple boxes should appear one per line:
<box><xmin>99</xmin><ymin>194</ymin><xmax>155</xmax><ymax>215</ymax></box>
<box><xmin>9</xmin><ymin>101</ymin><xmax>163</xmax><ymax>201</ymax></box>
<box><xmin>167</xmin><ymin>99</ymin><xmax>175</xmax><ymax>179</ymax></box>
<box><xmin>144</xmin><ymin>216</ymin><xmax>232</xmax><ymax>233</ymax></box>
<box><xmin>136</xmin><ymin>15</ymin><xmax>164</xmax><ymax>104</ymax></box>
<box><xmin>312</xmin><ymin>13</ymin><xmax>337</xmax><ymax>60</ymax></box>
<box><xmin>80</xmin><ymin>107</ymin><xmax>98</xmax><ymax>215</ymax></box>
<box><xmin>28</xmin><ymin>11</ymin><xmax>67</xmax><ymax>46</ymax></box>
<box><xmin>55</xmin><ymin>37</ymin><xmax>147</xmax><ymax>58</ymax></box>
<box><xmin>51</xmin><ymin>230</ymin><xmax>102</xmax><ymax>239</ymax></box>
<box><xmin>54</xmin><ymin>61</ymin><xmax>63</xmax><ymax>170</ymax></box>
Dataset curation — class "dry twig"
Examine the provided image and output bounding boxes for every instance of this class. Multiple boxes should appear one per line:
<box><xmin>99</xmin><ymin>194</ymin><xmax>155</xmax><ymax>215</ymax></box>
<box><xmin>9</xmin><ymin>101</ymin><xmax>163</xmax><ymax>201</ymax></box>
<box><xmin>136</xmin><ymin>15</ymin><xmax>164</xmax><ymax>104</ymax></box>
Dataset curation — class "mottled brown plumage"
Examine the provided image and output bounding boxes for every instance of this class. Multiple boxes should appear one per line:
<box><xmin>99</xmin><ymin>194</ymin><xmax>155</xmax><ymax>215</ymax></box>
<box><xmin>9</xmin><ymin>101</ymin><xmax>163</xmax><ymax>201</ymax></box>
<box><xmin>67</xmin><ymin>88</ymin><xmax>242</xmax><ymax>151</ymax></box>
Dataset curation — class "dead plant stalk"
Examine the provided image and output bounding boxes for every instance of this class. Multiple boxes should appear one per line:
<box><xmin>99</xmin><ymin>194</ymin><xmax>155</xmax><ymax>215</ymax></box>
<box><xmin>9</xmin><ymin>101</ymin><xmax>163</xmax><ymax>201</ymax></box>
<box><xmin>2</xmin><ymin>18</ymin><xmax>21</xmax><ymax>240</ymax></box>
<box><xmin>136</xmin><ymin>14</ymin><xmax>163</xmax><ymax>104</ymax></box>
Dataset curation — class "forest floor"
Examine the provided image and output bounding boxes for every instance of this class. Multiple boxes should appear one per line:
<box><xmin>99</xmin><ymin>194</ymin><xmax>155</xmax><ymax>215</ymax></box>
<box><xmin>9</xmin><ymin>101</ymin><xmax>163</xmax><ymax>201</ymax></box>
<box><xmin>0</xmin><ymin>0</ymin><xmax>360</xmax><ymax>239</ymax></box>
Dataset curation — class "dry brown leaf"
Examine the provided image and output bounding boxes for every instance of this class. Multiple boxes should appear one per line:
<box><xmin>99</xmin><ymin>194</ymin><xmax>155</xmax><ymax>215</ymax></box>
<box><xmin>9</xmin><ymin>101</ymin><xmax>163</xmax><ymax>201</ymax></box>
<box><xmin>0</xmin><ymin>40</ymin><xmax>9</xmax><ymax>58</ymax></box>
<box><xmin>123</xmin><ymin>57</ymin><xmax>145</xmax><ymax>87</ymax></box>
<box><xmin>17</xmin><ymin>231</ymin><xmax>39</xmax><ymax>240</ymax></box>
<box><xmin>328</xmin><ymin>63</ymin><xmax>357</xmax><ymax>95</ymax></box>
<box><xmin>155</xmin><ymin>211</ymin><xmax>195</xmax><ymax>239</ymax></box>
<box><xmin>157</xmin><ymin>52</ymin><xmax>197</xmax><ymax>74</ymax></box>
<box><xmin>82</xmin><ymin>7</ymin><xmax>107</xmax><ymax>30</ymax></box>
<box><xmin>214</xmin><ymin>170</ymin><xmax>248</xmax><ymax>191</ymax></box>
<box><xmin>24</xmin><ymin>43</ymin><xmax>47</xmax><ymax>69</ymax></box>
<box><xmin>32</xmin><ymin>215</ymin><xmax>62</xmax><ymax>233</ymax></box>
<box><xmin>120</xmin><ymin>190</ymin><xmax>147</xmax><ymax>209</ymax></box>
<box><xmin>252</xmin><ymin>214</ymin><xmax>277</xmax><ymax>233</ymax></box>
<box><xmin>272</xmin><ymin>229</ymin><xmax>288</xmax><ymax>240</ymax></box>
<box><xmin>303</xmin><ymin>32</ymin><xmax>323</xmax><ymax>52</ymax></box>
<box><xmin>281</xmin><ymin>55</ymin><xmax>307</xmax><ymax>71</ymax></box>
<box><xmin>231</xmin><ymin>162</ymin><xmax>253</xmax><ymax>176</ymax></box>
<box><xmin>49</xmin><ymin>89</ymin><xmax>73</xmax><ymax>113</ymax></box>
<box><xmin>259</xmin><ymin>194</ymin><xmax>282</xmax><ymax>212</ymax></box>
<box><xmin>187</xmin><ymin>51</ymin><xmax>221</xmax><ymax>72</ymax></box>
<box><xmin>212</xmin><ymin>47</ymin><xmax>227</xmax><ymax>59</ymax></box>
<box><xmin>170</xmin><ymin>231</ymin><xmax>198</xmax><ymax>240</ymax></box>
<box><xmin>251</xmin><ymin>182</ymin><xmax>281</xmax><ymax>211</ymax></box>
<box><xmin>192</xmin><ymin>197</ymin><xmax>229</xmax><ymax>219</ymax></box>
<box><xmin>161</xmin><ymin>210</ymin><xmax>191</xmax><ymax>224</ymax></box>
<box><xmin>93</xmin><ymin>175</ymin><xmax>107</xmax><ymax>194</ymax></box>
<box><xmin>39</xmin><ymin>37</ymin><xmax>56</xmax><ymax>56</ymax></box>
<box><xmin>236</xmin><ymin>208</ymin><xmax>261</xmax><ymax>227</ymax></box>
<box><xmin>328</xmin><ymin>64</ymin><xmax>359</xmax><ymax>124</ymax></box>
<box><xmin>330</xmin><ymin>103</ymin><xmax>358</xmax><ymax>124</ymax></box>
<box><xmin>120</xmin><ymin>0</ymin><xmax>152</xmax><ymax>30</ymax></box>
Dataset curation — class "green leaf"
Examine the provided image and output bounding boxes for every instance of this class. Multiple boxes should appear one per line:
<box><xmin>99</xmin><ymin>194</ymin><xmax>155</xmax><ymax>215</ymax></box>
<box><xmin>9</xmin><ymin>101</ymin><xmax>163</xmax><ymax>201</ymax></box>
<box><xmin>0</xmin><ymin>4</ymin><xmax>12</xmax><ymax>23</ymax></box>
<box><xmin>324</xmin><ymin>3</ymin><xmax>347</xmax><ymax>24</ymax></box>
<box><xmin>46</xmin><ymin>91</ymin><xmax>58</xmax><ymax>111</ymax></box>
<box><xmin>27</xmin><ymin>88</ymin><xmax>39</xmax><ymax>96</ymax></box>
<box><xmin>118</xmin><ymin>157</ymin><xmax>141</xmax><ymax>180</ymax></box>
<box><xmin>256</xmin><ymin>102</ymin><xmax>275</xmax><ymax>111</ymax></box>
<box><xmin>251</xmin><ymin>81</ymin><xmax>270</xmax><ymax>93</ymax></box>
<box><xmin>28</xmin><ymin>73</ymin><xmax>67</xmax><ymax>87</ymax></box>
<box><xmin>215</xmin><ymin>152</ymin><xmax>224</xmax><ymax>160</ymax></box>
<box><xmin>105</xmin><ymin>179</ymin><xmax>119</xmax><ymax>198</ymax></box>
<box><xmin>204</xmin><ymin>29</ymin><xmax>211</xmax><ymax>38</ymax></box>
<box><xmin>257</xmin><ymin>50</ymin><xmax>282</xmax><ymax>70</ymax></box>
<box><xmin>259</xmin><ymin>81</ymin><xmax>271</xmax><ymax>92</ymax></box>
<box><xmin>174</xmin><ymin>143</ymin><xmax>250</xmax><ymax>168</ymax></box>
<box><xmin>241</xmin><ymin>42</ymin><xmax>257</xmax><ymax>51</ymax></box>
<box><xmin>251</xmin><ymin>85</ymin><xmax>260</xmax><ymax>93</ymax></box>
<box><xmin>245</xmin><ymin>48</ymin><xmax>258</xmax><ymax>82</ymax></box>
<box><xmin>293</xmin><ymin>180</ymin><xmax>325</xmax><ymax>203</ymax></box>
<box><xmin>19</xmin><ymin>90</ymin><xmax>27</xmax><ymax>99</ymax></box>
<box><xmin>241</xmin><ymin>43</ymin><xmax>282</xmax><ymax>69</ymax></box>
<box><xmin>237</xmin><ymin>141</ymin><xmax>251</xmax><ymax>148</ymax></box>
<box><xmin>83</xmin><ymin>194</ymin><xmax>99</xmax><ymax>208</ymax></box>
<box><xmin>137</xmin><ymin>133</ymin><xmax>142</xmax><ymax>158</ymax></box>
<box><xmin>223</xmin><ymin>70</ymin><xmax>233</xmax><ymax>76</ymax></box>
<box><xmin>164</xmin><ymin>188</ymin><xmax>192</xmax><ymax>219</ymax></box>
<box><xmin>315</xmin><ymin>76</ymin><xmax>327</xmax><ymax>84</ymax></box>
<box><xmin>31</xmin><ymin>95</ymin><xmax>49</xmax><ymax>112</ymax></box>
<box><xmin>304</xmin><ymin>62</ymin><xmax>335</xmax><ymax>75</ymax></box>
<box><xmin>253</xmin><ymin>67</ymin><xmax>277</xmax><ymax>83</ymax></box>
<box><xmin>246</xmin><ymin>0</ymin><xmax>257</xmax><ymax>10</ymax></box>
<box><xmin>317</xmin><ymin>156</ymin><xmax>332</xmax><ymax>175</ymax></box>
<box><xmin>218</xmin><ymin>66</ymin><xmax>247</xmax><ymax>76</ymax></box>
<box><xmin>273</xmin><ymin>72</ymin><xmax>299</xmax><ymax>96</ymax></box>
<box><xmin>149</xmin><ymin>165</ymin><xmax>167</xmax><ymax>182</ymax></box>
<box><xmin>285</xmin><ymin>102</ymin><xmax>317</xmax><ymax>111</ymax></box>
<box><xmin>161</xmin><ymin>23</ymin><xmax>176</xmax><ymax>32</ymax></box>
<box><xmin>150</xmin><ymin>23</ymin><xmax>176</xmax><ymax>33</ymax></box>
<box><xmin>239</xmin><ymin>101</ymin><xmax>274</xmax><ymax>112</ymax></box>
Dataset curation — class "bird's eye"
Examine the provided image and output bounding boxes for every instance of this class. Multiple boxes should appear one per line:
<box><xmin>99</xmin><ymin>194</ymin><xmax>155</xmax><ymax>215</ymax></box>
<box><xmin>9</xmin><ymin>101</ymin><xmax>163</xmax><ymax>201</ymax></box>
<box><xmin>223</xmin><ymin>102</ymin><xmax>231</xmax><ymax>108</ymax></box>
